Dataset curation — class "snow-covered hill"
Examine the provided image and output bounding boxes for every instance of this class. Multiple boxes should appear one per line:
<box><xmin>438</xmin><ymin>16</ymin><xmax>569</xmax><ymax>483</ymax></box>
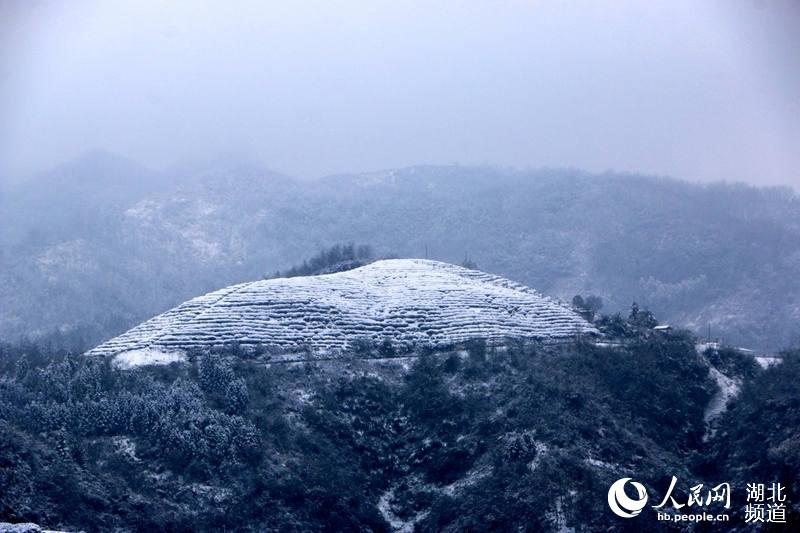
<box><xmin>87</xmin><ymin>259</ymin><xmax>597</xmax><ymax>365</ymax></box>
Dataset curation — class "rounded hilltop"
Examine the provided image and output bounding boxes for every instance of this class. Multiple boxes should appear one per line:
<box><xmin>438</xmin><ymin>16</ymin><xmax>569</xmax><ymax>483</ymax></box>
<box><xmin>87</xmin><ymin>259</ymin><xmax>597</xmax><ymax>366</ymax></box>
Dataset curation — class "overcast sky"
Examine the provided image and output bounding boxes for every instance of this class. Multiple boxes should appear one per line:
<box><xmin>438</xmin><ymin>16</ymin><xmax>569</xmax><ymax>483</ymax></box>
<box><xmin>1</xmin><ymin>0</ymin><xmax>798</xmax><ymax>186</ymax></box>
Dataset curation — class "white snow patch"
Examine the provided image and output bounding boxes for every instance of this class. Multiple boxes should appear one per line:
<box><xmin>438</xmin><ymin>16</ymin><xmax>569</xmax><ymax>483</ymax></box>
<box><xmin>527</xmin><ymin>441</ymin><xmax>550</xmax><ymax>472</ymax></box>
<box><xmin>545</xmin><ymin>496</ymin><xmax>575</xmax><ymax>533</ymax></box>
<box><xmin>112</xmin><ymin>348</ymin><xmax>186</xmax><ymax>369</ymax></box>
<box><xmin>293</xmin><ymin>389</ymin><xmax>314</xmax><ymax>405</ymax></box>
<box><xmin>377</xmin><ymin>465</ymin><xmax>494</xmax><ymax>531</ymax></box>
<box><xmin>584</xmin><ymin>457</ymin><xmax>616</xmax><ymax>470</ymax></box>
<box><xmin>442</xmin><ymin>464</ymin><xmax>493</xmax><ymax>497</ymax></box>
<box><xmin>124</xmin><ymin>200</ymin><xmax>159</xmax><ymax>219</ymax></box>
<box><xmin>377</xmin><ymin>463</ymin><xmax>494</xmax><ymax>531</ymax></box>
<box><xmin>183</xmin><ymin>483</ymin><xmax>232</xmax><ymax>504</ymax></box>
<box><xmin>704</xmin><ymin>367</ymin><xmax>740</xmax><ymax>440</ymax></box>
<box><xmin>88</xmin><ymin>259</ymin><xmax>597</xmax><ymax>360</ymax></box>
<box><xmin>593</xmin><ymin>341</ymin><xmax>623</xmax><ymax>349</ymax></box>
<box><xmin>696</xmin><ymin>342</ymin><xmax>721</xmax><ymax>354</ymax></box>
<box><xmin>756</xmin><ymin>356</ymin><xmax>782</xmax><ymax>369</ymax></box>
<box><xmin>377</xmin><ymin>488</ymin><xmax>429</xmax><ymax>533</ymax></box>
<box><xmin>178</xmin><ymin>225</ymin><xmax>221</xmax><ymax>260</ymax></box>
<box><xmin>112</xmin><ymin>436</ymin><xmax>139</xmax><ymax>462</ymax></box>
<box><xmin>0</xmin><ymin>525</ymin><xmax>73</xmax><ymax>533</ymax></box>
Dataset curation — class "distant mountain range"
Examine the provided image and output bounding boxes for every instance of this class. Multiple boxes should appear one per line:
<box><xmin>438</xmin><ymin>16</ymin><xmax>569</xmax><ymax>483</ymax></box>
<box><xmin>2</xmin><ymin>151</ymin><xmax>798</xmax><ymax>351</ymax></box>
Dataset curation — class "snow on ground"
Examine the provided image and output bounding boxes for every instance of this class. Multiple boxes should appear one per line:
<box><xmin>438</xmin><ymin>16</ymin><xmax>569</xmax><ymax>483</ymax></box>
<box><xmin>111</xmin><ymin>436</ymin><xmax>140</xmax><ymax>462</ymax></box>
<box><xmin>88</xmin><ymin>259</ymin><xmax>597</xmax><ymax>361</ymax></box>
<box><xmin>584</xmin><ymin>457</ymin><xmax>617</xmax><ymax>470</ymax></box>
<box><xmin>441</xmin><ymin>464</ymin><xmax>493</xmax><ymax>497</ymax></box>
<box><xmin>0</xmin><ymin>524</ymin><xmax>73</xmax><ymax>533</ymax></box>
<box><xmin>378</xmin><ymin>464</ymin><xmax>493</xmax><ymax>532</ymax></box>
<box><xmin>112</xmin><ymin>348</ymin><xmax>186</xmax><ymax>369</ymax></box>
<box><xmin>377</xmin><ymin>488</ymin><xmax>423</xmax><ymax>533</ymax></box>
<box><xmin>755</xmin><ymin>356</ymin><xmax>783</xmax><ymax>369</ymax></box>
<box><xmin>527</xmin><ymin>441</ymin><xmax>550</xmax><ymax>472</ymax></box>
<box><xmin>703</xmin><ymin>367</ymin><xmax>741</xmax><ymax>440</ymax></box>
<box><xmin>545</xmin><ymin>496</ymin><xmax>576</xmax><ymax>533</ymax></box>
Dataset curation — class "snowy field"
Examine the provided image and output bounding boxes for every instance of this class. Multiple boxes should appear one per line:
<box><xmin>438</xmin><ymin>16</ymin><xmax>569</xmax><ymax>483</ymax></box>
<box><xmin>88</xmin><ymin>259</ymin><xmax>596</xmax><ymax>364</ymax></box>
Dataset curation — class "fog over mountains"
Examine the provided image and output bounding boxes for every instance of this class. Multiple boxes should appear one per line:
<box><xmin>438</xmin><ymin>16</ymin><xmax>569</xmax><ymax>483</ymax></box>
<box><xmin>2</xmin><ymin>151</ymin><xmax>798</xmax><ymax>352</ymax></box>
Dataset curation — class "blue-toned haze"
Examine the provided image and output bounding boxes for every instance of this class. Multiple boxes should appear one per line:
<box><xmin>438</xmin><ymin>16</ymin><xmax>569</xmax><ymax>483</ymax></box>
<box><xmin>1</xmin><ymin>0</ymin><xmax>798</xmax><ymax>186</ymax></box>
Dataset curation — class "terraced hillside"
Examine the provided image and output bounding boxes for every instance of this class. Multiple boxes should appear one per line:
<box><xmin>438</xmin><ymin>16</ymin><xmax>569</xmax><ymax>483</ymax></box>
<box><xmin>87</xmin><ymin>259</ymin><xmax>597</xmax><ymax>364</ymax></box>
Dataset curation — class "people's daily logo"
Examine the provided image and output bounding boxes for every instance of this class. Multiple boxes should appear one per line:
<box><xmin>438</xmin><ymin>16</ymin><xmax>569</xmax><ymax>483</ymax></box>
<box><xmin>607</xmin><ymin>477</ymin><xmax>787</xmax><ymax>524</ymax></box>
<box><xmin>607</xmin><ymin>478</ymin><xmax>648</xmax><ymax>518</ymax></box>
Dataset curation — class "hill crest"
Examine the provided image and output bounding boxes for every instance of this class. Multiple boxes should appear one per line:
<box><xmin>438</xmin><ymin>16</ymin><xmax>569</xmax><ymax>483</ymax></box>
<box><xmin>87</xmin><ymin>259</ymin><xmax>597</xmax><ymax>366</ymax></box>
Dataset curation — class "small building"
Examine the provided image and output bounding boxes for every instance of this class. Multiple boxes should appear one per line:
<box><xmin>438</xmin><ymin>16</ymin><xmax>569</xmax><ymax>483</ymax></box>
<box><xmin>653</xmin><ymin>324</ymin><xmax>672</xmax><ymax>334</ymax></box>
<box><xmin>696</xmin><ymin>341</ymin><xmax>721</xmax><ymax>354</ymax></box>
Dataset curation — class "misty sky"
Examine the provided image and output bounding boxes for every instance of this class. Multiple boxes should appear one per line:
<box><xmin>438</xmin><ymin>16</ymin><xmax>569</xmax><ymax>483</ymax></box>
<box><xmin>1</xmin><ymin>0</ymin><xmax>798</xmax><ymax>186</ymax></box>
